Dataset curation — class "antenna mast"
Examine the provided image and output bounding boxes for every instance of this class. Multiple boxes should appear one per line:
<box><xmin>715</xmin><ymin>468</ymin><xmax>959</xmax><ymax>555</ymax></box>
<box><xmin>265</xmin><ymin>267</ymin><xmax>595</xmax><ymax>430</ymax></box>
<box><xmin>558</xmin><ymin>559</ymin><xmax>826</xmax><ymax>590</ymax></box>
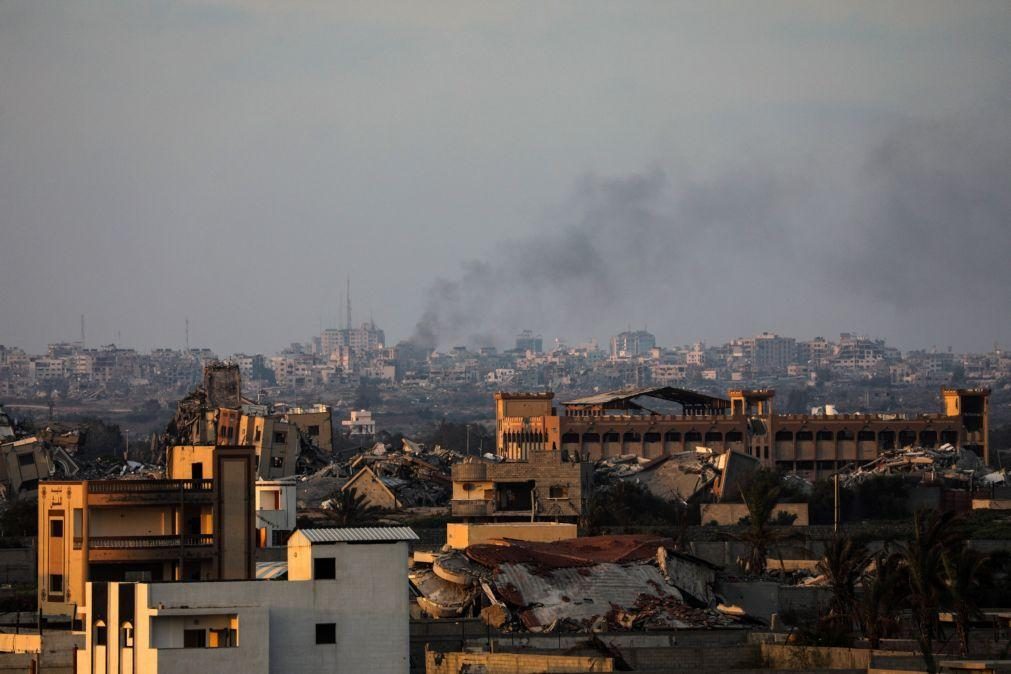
<box><xmin>345</xmin><ymin>275</ymin><xmax>352</xmax><ymax>332</ymax></box>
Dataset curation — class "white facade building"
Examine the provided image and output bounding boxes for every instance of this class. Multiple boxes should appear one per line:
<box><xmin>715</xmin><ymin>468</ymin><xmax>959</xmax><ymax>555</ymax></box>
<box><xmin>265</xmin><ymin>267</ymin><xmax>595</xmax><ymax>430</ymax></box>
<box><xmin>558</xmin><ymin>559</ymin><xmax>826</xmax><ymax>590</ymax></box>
<box><xmin>255</xmin><ymin>478</ymin><xmax>297</xmax><ymax>548</ymax></box>
<box><xmin>76</xmin><ymin>527</ymin><xmax>418</xmax><ymax>674</ymax></box>
<box><xmin>341</xmin><ymin>409</ymin><xmax>375</xmax><ymax>436</ymax></box>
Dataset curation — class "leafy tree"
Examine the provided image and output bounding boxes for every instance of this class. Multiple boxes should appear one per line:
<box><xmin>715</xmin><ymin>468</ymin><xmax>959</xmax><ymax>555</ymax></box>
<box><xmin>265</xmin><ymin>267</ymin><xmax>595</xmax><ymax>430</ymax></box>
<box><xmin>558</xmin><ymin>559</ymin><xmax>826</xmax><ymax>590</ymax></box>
<box><xmin>584</xmin><ymin>481</ymin><xmax>686</xmax><ymax>531</ymax></box>
<box><xmin>323</xmin><ymin>487</ymin><xmax>383</xmax><ymax>527</ymax></box>
<box><xmin>852</xmin><ymin>475</ymin><xmax>909</xmax><ymax>520</ymax></box>
<box><xmin>817</xmin><ymin>534</ymin><xmax>869</xmax><ymax>629</ymax></box>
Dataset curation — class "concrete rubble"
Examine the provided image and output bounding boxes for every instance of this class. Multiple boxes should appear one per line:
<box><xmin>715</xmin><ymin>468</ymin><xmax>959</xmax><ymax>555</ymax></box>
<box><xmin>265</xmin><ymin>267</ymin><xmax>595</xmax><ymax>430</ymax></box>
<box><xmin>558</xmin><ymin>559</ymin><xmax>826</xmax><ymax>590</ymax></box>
<box><xmin>300</xmin><ymin>439</ymin><xmax>460</xmax><ymax>510</ymax></box>
<box><xmin>597</xmin><ymin>447</ymin><xmax>761</xmax><ymax>503</ymax></box>
<box><xmin>410</xmin><ymin>535</ymin><xmax>749</xmax><ymax>633</ymax></box>
<box><xmin>839</xmin><ymin>443</ymin><xmax>1006</xmax><ymax>487</ymax></box>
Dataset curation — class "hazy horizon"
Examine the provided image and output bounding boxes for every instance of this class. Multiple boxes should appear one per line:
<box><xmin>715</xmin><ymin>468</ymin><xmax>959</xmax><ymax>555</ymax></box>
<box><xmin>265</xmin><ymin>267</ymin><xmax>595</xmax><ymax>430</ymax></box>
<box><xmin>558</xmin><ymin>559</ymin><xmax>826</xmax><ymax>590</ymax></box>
<box><xmin>2</xmin><ymin>2</ymin><xmax>1009</xmax><ymax>355</ymax></box>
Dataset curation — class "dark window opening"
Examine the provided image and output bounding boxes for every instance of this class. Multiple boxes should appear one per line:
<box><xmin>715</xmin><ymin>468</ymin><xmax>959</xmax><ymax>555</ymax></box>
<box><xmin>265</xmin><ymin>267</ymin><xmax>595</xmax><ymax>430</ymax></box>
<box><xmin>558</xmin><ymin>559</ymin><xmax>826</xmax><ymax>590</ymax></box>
<box><xmin>314</xmin><ymin>557</ymin><xmax>336</xmax><ymax>580</ymax></box>
<box><xmin>49</xmin><ymin>574</ymin><xmax>63</xmax><ymax>594</ymax></box>
<box><xmin>315</xmin><ymin>623</ymin><xmax>337</xmax><ymax>645</ymax></box>
<box><xmin>497</xmin><ymin>481</ymin><xmax>534</xmax><ymax>511</ymax></box>
<box><xmin>94</xmin><ymin>624</ymin><xmax>107</xmax><ymax>646</ymax></box>
<box><xmin>273</xmin><ymin>432</ymin><xmax>287</xmax><ymax>444</ymax></box>
<box><xmin>191</xmin><ymin>463</ymin><xmax>203</xmax><ymax>481</ymax></box>
<box><xmin>603</xmin><ymin>432</ymin><xmax>620</xmax><ymax>443</ymax></box>
<box><xmin>547</xmin><ymin>485</ymin><xmax>568</xmax><ymax>499</ymax></box>
<box><xmin>271</xmin><ymin>456</ymin><xmax>284</xmax><ymax>468</ymax></box>
<box><xmin>17</xmin><ymin>452</ymin><xmax>34</xmax><ymax>467</ymax></box>
<box><xmin>50</xmin><ymin>519</ymin><xmax>64</xmax><ymax>538</ymax></box>
<box><xmin>307</xmin><ymin>425</ymin><xmax>320</xmax><ymax>436</ymax></box>
<box><xmin>183</xmin><ymin>629</ymin><xmax>206</xmax><ymax>648</ymax></box>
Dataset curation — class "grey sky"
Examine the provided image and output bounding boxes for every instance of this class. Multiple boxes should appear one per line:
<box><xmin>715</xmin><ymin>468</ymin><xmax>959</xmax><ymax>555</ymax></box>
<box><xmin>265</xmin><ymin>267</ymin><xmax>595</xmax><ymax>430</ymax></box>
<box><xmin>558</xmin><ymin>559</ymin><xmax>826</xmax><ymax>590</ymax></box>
<box><xmin>1</xmin><ymin>1</ymin><xmax>1009</xmax><ymax>354</ymax></box>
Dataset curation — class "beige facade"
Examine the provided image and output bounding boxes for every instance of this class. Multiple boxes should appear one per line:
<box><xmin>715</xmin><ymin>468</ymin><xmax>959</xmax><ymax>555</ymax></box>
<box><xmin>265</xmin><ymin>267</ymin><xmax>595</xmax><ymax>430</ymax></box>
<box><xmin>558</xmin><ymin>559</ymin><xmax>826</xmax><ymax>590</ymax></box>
<box><xmin>341</xmin><ymin>466</ymin><xmax>400</xmax><ymax>510</ymax></box>
<box><xmin>237</xmin><ymin>415</ymin><xmax>299</xmax><ymax>478</ymax></box>
<box><xmin>451</xmin><ymin>449</ymin><xmax>592</xmax><ymax>522</ymax></box>
<box><xmin>285</xmin><ymin>407</ymin><xmax>334</xmax><ymax>452</ymax></box>
<box><xmin>446</xmin><ymin>522</ymin><xmax>578</xmax><ymax>549</ymax></box>
<box><xmin>38</xmin><ymin>445</ymin><xmax>255</xmax><ymax>617</ymax></box>
<box><xmin>0</xmin><ymin>437</ymin><xmax>52</xmax><ymax>496</ymax></box>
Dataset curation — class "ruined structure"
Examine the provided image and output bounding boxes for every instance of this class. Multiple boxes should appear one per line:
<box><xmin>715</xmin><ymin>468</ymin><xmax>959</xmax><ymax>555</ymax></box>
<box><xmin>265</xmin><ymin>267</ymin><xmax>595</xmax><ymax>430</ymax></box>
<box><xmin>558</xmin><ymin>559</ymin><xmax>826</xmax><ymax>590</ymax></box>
<box><xmin>496</xmin><ymin>386</ymin><xmax>990</xmax><ymax>480</ymax></box>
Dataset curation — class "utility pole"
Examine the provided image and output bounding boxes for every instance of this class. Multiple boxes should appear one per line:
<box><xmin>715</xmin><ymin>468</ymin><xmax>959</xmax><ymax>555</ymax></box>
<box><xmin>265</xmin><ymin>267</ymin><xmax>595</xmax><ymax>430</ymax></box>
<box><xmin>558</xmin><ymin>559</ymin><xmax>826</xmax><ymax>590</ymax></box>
<box><xmin>124</xmin><ymin>429</ymin><xmax>130</xmax><ymax>461</ymax></box>
<box><xmin>185</xmin><ymin>317</ymin><xmax>190</xmax><ymax>352</ymax></box>
<box><xmin>833</xmin><ymin>473</ymin><xmax>840</xmax><ymax>533</ymax></box>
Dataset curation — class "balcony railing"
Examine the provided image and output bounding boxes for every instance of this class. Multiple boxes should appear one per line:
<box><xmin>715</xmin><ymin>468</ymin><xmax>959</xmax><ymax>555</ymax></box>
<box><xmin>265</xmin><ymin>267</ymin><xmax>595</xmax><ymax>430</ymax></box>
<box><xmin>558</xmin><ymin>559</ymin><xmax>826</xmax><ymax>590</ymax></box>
<box><xmin>88</xmin><ymin>479</ymin><xmax>213</xmax><ymax>494</ymax></box>
<box><xmin>87</xmin><ymin>534</ymin><xmax>214</xmax><ymax>549</ymax></box>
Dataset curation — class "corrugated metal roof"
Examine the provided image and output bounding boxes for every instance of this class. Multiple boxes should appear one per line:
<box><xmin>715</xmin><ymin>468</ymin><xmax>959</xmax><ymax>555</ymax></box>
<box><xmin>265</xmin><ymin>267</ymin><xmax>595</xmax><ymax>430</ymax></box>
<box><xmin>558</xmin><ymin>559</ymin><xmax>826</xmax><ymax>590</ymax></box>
<box><xmin>562</xmin><ymin>386</ymin><xmax>729</xmax><ymax>409</ymax></box>
<box><xmin>298</xmin><ymin>526</ymin><xmax>420</xmax><ymax>544</ymax></box>
<box><xmin>255</xmin><ymin>560</ymin><xmax>288</xmax><ymax>580</ymax></box>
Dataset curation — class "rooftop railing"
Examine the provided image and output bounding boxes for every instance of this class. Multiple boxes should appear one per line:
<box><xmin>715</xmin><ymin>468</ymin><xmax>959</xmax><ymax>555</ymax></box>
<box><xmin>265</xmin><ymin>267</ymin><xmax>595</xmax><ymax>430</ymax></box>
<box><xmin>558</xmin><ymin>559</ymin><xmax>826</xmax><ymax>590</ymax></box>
<box><xmin>87</xmin><ymin>479</ymin><xmax>213</xmax><ymax>494</ymax></box>
<box><xmin>86</xmin><ymin>534</ymin><xmax>213</xmax><ymax>549</ymax></box>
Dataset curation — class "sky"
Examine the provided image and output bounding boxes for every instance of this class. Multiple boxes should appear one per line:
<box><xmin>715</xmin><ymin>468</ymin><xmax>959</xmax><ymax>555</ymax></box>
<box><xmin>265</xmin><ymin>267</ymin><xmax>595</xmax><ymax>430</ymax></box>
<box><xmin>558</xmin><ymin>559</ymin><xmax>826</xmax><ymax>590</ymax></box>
<box><xmin>1</xmin><ymin>1</ymin><xmax>1009</xmax><ymax>355</ymax></box>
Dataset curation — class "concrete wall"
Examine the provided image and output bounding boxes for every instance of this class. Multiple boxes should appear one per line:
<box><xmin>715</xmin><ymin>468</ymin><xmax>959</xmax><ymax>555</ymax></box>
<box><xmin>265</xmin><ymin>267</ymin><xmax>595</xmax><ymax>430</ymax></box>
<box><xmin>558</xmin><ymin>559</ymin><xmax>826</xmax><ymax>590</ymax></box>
<box><xmin>700</xmin><ymin>503</ymin><xmax>809</xmax><ymax>526</ymax></box>
<box><xmin>446</xmin><ymin>522</ymin><xmax>577</xmax><ymax>549</ymax></box>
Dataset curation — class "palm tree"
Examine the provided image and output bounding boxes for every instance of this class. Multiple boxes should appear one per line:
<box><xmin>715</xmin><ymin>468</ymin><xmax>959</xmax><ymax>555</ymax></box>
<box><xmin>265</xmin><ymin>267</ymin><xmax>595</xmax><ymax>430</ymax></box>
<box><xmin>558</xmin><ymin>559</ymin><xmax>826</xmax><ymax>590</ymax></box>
<box><xmin>942</xmin><ymin>545</ymin><xmax>991</xmax><ymax>656</ymax></box>
<box><xmin>900</xmin><ymin>510</ymin><xmax>961</xmax><ymax>674</ymax></box>
<box><xmin>818</xmin><ymin>534</ymin><xmax>869</xmax><ymax>630</ymax></box>
<box><xmin>856</xmin><ymin>549</ymin><xmax>904</xmax><ymax>649</ymax></box>
<box><xmin>325</xmin><ymin>486</ymin><xmax>384</xmax><ymax>527</ymax></box>
<box><xmin>737</xmin><ymin>469</ymin><xmax>785</xmax><ymax>575</ymax></box>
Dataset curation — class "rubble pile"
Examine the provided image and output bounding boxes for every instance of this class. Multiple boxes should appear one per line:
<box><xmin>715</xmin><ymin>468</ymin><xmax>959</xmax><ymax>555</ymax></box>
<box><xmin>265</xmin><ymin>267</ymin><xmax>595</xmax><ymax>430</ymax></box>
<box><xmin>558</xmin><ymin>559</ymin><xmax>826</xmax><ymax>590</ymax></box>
<box><xmin>598</xmin><ymin>447</ymin><xmax>760</xmax><ymax>503</ymax></box>
<box><xmin>299</xmin><ymin>439</ymin><xmax>461</xmax><ymax>510</ymax></box>
<box><xmin>410</xmin><ymin>535</ymin><xmax>749</xmax><ymax>633</ymax></box>
<box><xmin>839</xmin><ymin>443</ymin><xmax>1006</xmax><ymax>487</ymax></box>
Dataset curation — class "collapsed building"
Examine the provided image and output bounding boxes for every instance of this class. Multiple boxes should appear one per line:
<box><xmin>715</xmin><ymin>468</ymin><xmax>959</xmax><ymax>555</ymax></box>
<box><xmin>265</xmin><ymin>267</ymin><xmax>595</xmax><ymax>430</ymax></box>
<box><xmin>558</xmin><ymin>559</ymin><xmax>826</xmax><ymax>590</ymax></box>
<box><xmin>410</xmin><ymin>535</ymin><xmax>745</xmax><ymax>632</ymax></box>
<box><xmin>495</xmin><ymin>386</ymin><xmax>991</xmax><ymax>480</ymax></box>
<box><xmin>166</xmin><ymin>362</ymin><xmax>331</xmax><ymax>479</ymax></box>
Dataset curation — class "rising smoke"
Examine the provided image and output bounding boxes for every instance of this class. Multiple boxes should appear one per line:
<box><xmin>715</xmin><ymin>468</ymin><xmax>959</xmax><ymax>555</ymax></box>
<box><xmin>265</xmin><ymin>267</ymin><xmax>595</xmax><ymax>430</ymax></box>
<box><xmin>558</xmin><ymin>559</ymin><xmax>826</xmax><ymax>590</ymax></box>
<box><xmin>411</xmin><ymin>113</ymin><xmax>1011</xmax><ymax>352</ymax></box>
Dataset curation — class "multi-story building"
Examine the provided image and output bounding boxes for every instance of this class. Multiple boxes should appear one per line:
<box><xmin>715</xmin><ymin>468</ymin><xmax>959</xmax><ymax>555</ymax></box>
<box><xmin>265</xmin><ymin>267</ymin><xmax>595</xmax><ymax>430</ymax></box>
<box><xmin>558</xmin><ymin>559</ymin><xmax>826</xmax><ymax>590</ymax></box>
<box><xmin>494</xmin><ymin>386</ymin><xmax>991</xmax><ymax>481</ymax></box>
<box><xmin>610</xmin><ymin>330</ymin><xmax>656</xmax><ymax>360</ymax></box>
<box><xmin>38</xmin><ymin>444</ymin><xmax>256</xmax><ymax>617</ymax></box>
<box><xmin>74</xmin><ymin>526</ymin><xmax>417</xmax><ymax>674</ymax></box>
<box><xmin>514</xmin><ymin>330</ymin><xmax>543</xmax><ymax>354</ymax></box>
<box><xmin>341</xmin><ymin>409</ymin><xmax>375</xmax><ymax>437</ymax></box>
<box><xmin>285</xmin><ymin>405</ymin><xmax>334</xmax><ymax>452</ymax></box>
<box><xmin>255</xmin><ymin>478</ymin><xmax>297</xmax><ymax>549</ymax></box>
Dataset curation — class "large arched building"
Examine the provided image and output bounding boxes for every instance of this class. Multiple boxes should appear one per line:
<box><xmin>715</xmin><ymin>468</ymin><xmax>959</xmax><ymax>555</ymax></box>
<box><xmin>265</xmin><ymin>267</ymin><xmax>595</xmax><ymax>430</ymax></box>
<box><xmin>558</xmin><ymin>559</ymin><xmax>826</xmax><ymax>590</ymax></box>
<box><xmin>495</xmin><ymin>387</ymin><xmax>990</xmax><ymax>479</ymax></box>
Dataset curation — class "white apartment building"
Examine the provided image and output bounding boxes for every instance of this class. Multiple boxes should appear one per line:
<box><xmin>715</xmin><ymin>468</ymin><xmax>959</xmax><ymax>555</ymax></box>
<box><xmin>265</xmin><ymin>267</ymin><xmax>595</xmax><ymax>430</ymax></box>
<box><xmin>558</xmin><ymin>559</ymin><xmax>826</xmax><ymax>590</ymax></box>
<box><xmin>255</xmin><ymin>478</ymin><xmax>297</xmax><ymax>548</ymax></box>
<box><xmin>76</xmin><ymin>526</ymin><xmax>418</xmax><ymax>674</ymax></box>
<box><xmin>341</xmin><ymin>409</ymin><xmax>375</xmax><ymax>436</ymax></box>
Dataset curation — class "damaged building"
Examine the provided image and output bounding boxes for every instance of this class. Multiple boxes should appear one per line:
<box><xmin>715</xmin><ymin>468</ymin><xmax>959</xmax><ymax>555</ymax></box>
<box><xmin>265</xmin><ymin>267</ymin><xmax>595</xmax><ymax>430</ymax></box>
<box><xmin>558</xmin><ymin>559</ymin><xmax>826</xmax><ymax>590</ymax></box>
<box><xmin>410</xmin><ymin>535</ymin><xmax>741</xmax><ymax>633</ymax></box>
<box><xmin>496</xmin><ymin>386</ymin><xmax>991</xmax><ymax>480</ymax></box>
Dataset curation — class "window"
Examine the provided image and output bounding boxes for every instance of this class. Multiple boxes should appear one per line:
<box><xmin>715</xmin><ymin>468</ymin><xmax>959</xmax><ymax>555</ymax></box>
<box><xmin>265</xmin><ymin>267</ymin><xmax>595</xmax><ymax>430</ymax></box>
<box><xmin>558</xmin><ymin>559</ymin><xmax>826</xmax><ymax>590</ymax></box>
<box><xmin>314</xmin><ymin>557</ymin><xmax>336</xmax><ymax>580</ymax></box>
<box><xmin>271</xmin><ymin>456</ymin><xmax>283</xmax><ymax>469</ymax></box>
<box><xmin>50</xmin><ymin>519</ymin><xmax>63</xmax><ymax>538</ymax></box>
<box><xmin>183</xmin><ymin>629</ymin><xmax>206</xmax><ymax>648</ymax></box>
<box><xmin>121</xmin><ymin>623</ymin><xmax>134</xmax><ymax>648</ymax></box>
<box><xmin>315</xmin><ymin>623</ymin><xmax>336</xmax><ymax>644</ymax></box>
<box><xmin>49</xmin><ymin>574</ymin><xmax>63</xmax><ymax>594</ymax></box>
<box><xmin>94</xmin><ymin>622</ymin><xmax>107</xmax><ymax>646</ymax></box>
<box><xmin>17</xmin><ymin>452</ymin><xmax>34</xmax><ymax>467</ymax></box>
<box><xmin>271</xmin><ymin>529</ymin><xmax>290</xmax><ymax>547</ymax></box>
<box><xmin>273</xmin><ymin>431</ymin><xmax>286</xmax><ymax>444</ymax></box>
<box><xmin>547</xmin><ymin>485</ymin><xmax>568</xmax><ymax>499</ymax></box>
<box><xmin>254</xmin><ymin>428</ymin><xmax>262</xmax><ymax>442</ymax></box>
<box><xmin>307</xmin><ymin>425</ymin><xmax>320</xmax><ymax>436</ymax></box>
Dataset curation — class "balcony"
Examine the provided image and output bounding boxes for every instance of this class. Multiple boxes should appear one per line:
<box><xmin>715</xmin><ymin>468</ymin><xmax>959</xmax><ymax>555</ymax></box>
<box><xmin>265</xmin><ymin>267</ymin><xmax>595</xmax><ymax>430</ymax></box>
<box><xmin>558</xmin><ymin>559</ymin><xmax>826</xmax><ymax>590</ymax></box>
<box><xmin>85</xmin><ymin>534</ymin><xmax>214</xmax><ymax>562</ymax></box>
<box><xmin>86</xmin><ymin>479</ymin><xmax>214</xmax><ymax>506</ymax></box>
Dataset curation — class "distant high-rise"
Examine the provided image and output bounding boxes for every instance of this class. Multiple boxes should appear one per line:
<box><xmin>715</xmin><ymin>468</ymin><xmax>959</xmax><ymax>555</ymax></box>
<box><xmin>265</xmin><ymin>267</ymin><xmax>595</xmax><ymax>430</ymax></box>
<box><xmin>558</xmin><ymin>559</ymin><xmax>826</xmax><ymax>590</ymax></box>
<box><xmin>610</xmin><ymin>330</ymin><xmax>656</xmax><ymax>359</ymax></box>
<box><xmin>515</xmin><ymin>330</ymin><xmax>543</xmax><ymax>353</ymax></box>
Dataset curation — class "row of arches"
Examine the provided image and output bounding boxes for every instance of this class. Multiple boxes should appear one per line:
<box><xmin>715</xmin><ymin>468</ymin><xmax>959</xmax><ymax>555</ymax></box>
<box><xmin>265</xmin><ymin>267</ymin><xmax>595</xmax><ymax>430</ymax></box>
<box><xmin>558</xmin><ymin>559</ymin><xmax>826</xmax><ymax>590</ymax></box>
<box><xmin>773</xmin><ymin>429</ymin><xmax>958</xmax><ymax>449</ymax></box>
<box><xmin>561</xmin><ymin>430</ymin><xmax>745</xmax><ymax>444</ymax></box>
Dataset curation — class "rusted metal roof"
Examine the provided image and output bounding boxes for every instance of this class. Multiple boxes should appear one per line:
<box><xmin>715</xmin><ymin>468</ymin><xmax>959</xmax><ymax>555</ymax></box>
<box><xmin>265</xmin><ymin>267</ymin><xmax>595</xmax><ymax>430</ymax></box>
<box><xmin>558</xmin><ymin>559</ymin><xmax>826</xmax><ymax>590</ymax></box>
<box><xmin>466</xmin><ymin>535</ymin><xmax>672</xmax><ymax>569</ymax></box>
